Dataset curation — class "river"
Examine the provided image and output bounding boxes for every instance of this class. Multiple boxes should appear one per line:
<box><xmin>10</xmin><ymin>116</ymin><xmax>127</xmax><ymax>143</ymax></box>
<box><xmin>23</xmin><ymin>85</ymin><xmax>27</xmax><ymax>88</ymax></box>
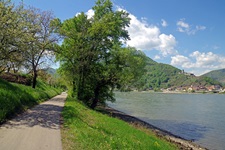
<box><xmin>107</xmin><ymin>92</ymin><xmax>225</xmax><ymax>150</ymax></box>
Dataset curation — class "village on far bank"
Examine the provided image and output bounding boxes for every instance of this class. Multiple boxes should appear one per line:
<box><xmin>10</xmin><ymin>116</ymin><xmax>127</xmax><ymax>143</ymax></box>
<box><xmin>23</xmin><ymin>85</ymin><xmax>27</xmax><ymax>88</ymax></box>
<box><xmin>142</xmin><ymin>84</ymin><xmax>225</xmax><ymax>94</ymax></box>
<box><xmin>141</xmin><ymin>70</ymin><xmax>225</xmax><ymax>94</ymax></box>
<box><xmin>133</xmin><ymin>83</ymin><xmax>225</xmax><ymax>94</ymax></box>
<box><xmin>161</xmin><ymin>84</ymin><xmax>225</xmax><ymax>94</ymax></box>
<box><xmin>170</xmin><ymin>70</ymin><xmax>225</xmax><ymax>93</ymax></box>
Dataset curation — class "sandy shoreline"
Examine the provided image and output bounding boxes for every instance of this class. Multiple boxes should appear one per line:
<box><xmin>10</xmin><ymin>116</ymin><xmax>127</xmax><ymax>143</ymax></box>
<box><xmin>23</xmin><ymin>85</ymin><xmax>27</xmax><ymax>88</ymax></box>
<box><xmin>100</xmin><ymin>106</ymin><xmax>207</xmax><ymax>150</ymax></box>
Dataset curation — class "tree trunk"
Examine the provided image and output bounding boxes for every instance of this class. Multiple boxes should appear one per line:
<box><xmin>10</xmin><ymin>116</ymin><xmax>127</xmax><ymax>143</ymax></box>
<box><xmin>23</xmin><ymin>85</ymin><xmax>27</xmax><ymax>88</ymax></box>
<box><xmin>77</xmin><ymin>66</ymin><xmax>85</xmax><ymax>100</ymax></box>
<box><xmin>72</xmin><ymin>80</ymin><xmax>76</xmax><ymax>91</ymax></box>
<box><xmin>90</xmin><ymin>86</ymin><xmax>100</xmax><ymax>109</ymax></box>
<box><xmin>71</xmin><ymin>80</ymin><xmax>76</xmax><ymax>97</ymax></box>
<box><xmin>7</xmin><ymin>66</ymin><xmax>10</xmax><ymax>73</ymax></box>
<box><xmin>32</xmin><ymin>71</ymin><xmax>37</xmax><ymax>89</ymax></box>
<box><xmin>77</xmin><ymin>74</ymin><xmax>83</xmax><ymax>100</ymax></box>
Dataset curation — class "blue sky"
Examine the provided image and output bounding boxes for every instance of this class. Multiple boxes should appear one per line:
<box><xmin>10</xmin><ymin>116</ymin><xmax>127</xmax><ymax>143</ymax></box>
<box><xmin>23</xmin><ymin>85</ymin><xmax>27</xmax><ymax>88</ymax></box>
<box><xmin>13</xmin><ymin>0</ymin><xmax>225</xmax><ymax>76</ymax></box>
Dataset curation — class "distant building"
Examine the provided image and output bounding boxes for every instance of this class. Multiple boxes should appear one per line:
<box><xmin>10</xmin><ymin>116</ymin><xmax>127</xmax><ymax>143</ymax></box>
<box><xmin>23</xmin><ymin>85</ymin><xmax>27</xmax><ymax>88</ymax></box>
<box><xmin>179</xmin><ymin>70</ymin><xmax>195</xmax><ymax>77</ymax></box>
<box><xmin>206</xmin><ymin>85</ymin><xmax>222</xmax><ymax>92</ymax></box>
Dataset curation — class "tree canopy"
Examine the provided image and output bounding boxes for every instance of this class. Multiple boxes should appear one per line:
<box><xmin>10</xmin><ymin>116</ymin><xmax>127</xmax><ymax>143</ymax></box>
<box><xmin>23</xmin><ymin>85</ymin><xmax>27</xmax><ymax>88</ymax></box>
<box><xmin>56</xmin><ymin>0</ymin><xmax>146</xmax><ymax>108</ymax></box>
<box><xmin>0</xmin><ymin>0</ymin><xmax>59</xmax><ymax>88</ymax></box>
<box><xmin>0</xmin><ymin>0</ymin><xmax>25</xmax><ymax>72</ymax></box>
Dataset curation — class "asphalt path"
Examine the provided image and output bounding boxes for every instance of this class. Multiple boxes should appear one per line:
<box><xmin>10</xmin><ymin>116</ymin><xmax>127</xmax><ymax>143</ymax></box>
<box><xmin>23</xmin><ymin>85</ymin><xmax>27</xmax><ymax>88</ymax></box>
<box><xmin>0</xmin><ymin>92</ymin><xmax>67</xmax><ymax>150</ymax></box>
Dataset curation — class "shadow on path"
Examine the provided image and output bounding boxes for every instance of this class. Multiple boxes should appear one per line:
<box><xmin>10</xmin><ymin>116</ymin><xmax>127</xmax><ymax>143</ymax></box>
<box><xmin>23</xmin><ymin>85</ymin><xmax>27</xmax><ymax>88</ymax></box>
<box><xmin>1</xmin><ymin>93</ymin><xmax>66</xmax><ymax>130</ymax></box>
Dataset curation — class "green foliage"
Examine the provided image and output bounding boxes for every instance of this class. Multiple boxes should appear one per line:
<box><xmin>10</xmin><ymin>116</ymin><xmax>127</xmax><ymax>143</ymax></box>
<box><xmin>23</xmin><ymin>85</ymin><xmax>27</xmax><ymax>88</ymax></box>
<box><xmin>38</xmin><ymin>68</ymin><xmax>67</xmax><ymax>90</ymax></box>
<box><xmin>134</xmin><ymin>57</ymin><xmax>222</xmax><ymax>90</ymax></box>
<box><xmin>56</xmin><ymin>0</ymin><xmax>146</xmax><ymax>108</ymax></box>
<box><xmin>0</xmin><ymin>1</ymin><xmax>59</xmax><ymax>88</ymax></box>
<box><xmin>133</xmin><ymin>58</ymin><xmax>179</xmax><ymax>90</ymax></box>
<box><xmin>0</xmin><ymin>78</ymin><xmax>62</xmax><ymax>123</ymax></box>
<box><xmin>0</xmin><ymin>0</ymin><xmax>26</xmax><ymax>72</ymax></box>
<box><xmin>61</xmin><ymin>97</ymin><xmax>177</xmax><ymax>150</ymax></box>
<box><xmin>19</xmin><ymin>7</ymin><xmax>59</xmax><ymax>88</ymax></box>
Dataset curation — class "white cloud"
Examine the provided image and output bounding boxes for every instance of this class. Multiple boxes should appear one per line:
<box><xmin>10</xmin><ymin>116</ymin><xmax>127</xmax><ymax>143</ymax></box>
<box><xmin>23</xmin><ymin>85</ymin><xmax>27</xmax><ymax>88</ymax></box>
<box><xmin>177</xmin><ymin>19</ymin><xmax>206</xmax><ymax>35</ymax></box>
<box><xmin>154</xmin><ymin>55</ymin><xmax>161</xmax><ymax>60</ymax></box>
<box><xmin>158</xmin><ymin>34</ymin><xmax>177</xmax><ymax>56</ymax></box>
<box><xmin>84</xmin><ymin>8</ymin><xmax>177</xmax><ymax>57</ymax></box>
<box><xmin>75</xmin><ymin>12</ymin><xmax>81</xmax><ymax>17</ymax></box>
<box><xmin>171</xmin><ymin>55</ymin><xmax>191</xmax><ymax>68</ymax></box>
<box><xmin>189</xmin><ymin>51</ymin><xmax>225</xmax><ymax>68</ymax></box>
<box><xmin>124</xmin><ymin>11</ymin><xmax>177</xmax><ymax>56</ymax></box>
<box><xmin>177</xmin><ymin>19</ymin><xmax>189</xmax><ymax>30</ymax></box>
<box><xmin>161</xmin><ymin>19</ymin><xmax>168</xmax><ymax>27</ymax></box>
<box><xmin>171</xmin><ymin>51</ymin><xmax>225</xmax><ymax>75</ymax></box>
<box><xmin>76</xmin><ymin>9</ymin><xmax>94</xmax><ymax>19</ymax></box>
<box><xmin>85</xmin><ymin>9</ymin><xmax>94</xmax><ymax>19</ymax></box>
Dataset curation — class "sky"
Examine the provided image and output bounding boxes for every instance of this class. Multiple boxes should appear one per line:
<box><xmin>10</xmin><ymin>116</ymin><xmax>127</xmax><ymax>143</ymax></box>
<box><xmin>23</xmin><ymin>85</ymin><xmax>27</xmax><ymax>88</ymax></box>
<box><xmin>12</xmin><ymin>0</ymin><xmax>225</xmax><ymax>76</ymax></box>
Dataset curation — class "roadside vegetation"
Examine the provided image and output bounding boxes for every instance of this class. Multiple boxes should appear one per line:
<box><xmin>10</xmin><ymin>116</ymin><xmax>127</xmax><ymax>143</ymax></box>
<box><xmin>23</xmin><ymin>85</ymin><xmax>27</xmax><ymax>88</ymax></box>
<box><xmin>62</xmin><ymin>97</ymin><xmax>178</xmax><ymax>150</ymax></box>
<box><xmin>0</xmin><ymin>78</ymin><xmax>62</xmax><ymax>123</ymax></box>
<box><xmin>1</xmin><ymin>0</ymin><xmax>223</xmax><ymax>148</ymax></box>
<box><xmin>0</xmin><ymin>0</ymin><xmax>65</xmax><ymax>123</ymax></box>
<box><xmin>56</xmin><ymin>0</ymin><xmax>146</xmax><ymax>109</ymax></box>
<box><xmin>0</xmin><ymin>0</ymin><xmax>59</xmax><ymax>89</ymax></box>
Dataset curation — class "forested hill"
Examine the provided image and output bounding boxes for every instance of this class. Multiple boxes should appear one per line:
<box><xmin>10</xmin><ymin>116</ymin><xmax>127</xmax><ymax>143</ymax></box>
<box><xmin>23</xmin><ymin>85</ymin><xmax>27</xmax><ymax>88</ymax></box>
<box><xmin>44</xmin><ymin>68</ymin><xmax>57</xmax><ymax>75</ymax></box>
<box><xmin>201</xmin><ymin>69</ymin><xmax>225</xmax><ymax>85</ymax></box>
<box><xmin>134</xmin><ymin>57</ymin><xmax>222</xmax><ymax>91</ymax></box>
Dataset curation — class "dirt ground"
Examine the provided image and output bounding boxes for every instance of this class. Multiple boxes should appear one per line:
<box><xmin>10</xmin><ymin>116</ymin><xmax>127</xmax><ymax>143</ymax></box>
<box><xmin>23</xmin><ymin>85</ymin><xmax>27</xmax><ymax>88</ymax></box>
<box><xmin>0</xmin><ymin>92</ymin><xmax>67</xmax><ymax>150</ymax></box>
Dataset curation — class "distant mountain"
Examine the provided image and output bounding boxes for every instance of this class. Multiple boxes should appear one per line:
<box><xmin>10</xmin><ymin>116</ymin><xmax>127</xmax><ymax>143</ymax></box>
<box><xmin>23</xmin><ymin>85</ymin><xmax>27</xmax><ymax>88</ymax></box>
<box><xmin>39</xmin><ymin>67</ymin><xmax>59</xmax><ymax>78</ymax></box>
<box><xmin>45</xmin><ymin>67</ymin><xmax>57</xmax><ymax>75</ymax></box>
<box><xmin>133</xmin><ymin>57</ymin><xmax>222</xmax><ymax>90</ymax></box>
<box><xmin>201</xmin><ymin>69</ymin><xmax>225</xmax><ymax>84</ymax></box>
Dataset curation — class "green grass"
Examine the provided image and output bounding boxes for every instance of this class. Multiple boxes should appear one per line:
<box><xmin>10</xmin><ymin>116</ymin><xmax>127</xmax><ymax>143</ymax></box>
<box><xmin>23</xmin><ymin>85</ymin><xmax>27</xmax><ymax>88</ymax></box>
<box><xmin>62</xmin><ymin>97</ymin><xmax>178</xmax><ymax>150</ymax></box>
<box><xmin>0</xmin><ymin>78</ymin><xmax>62</xmax><ymax>123</ymax></box>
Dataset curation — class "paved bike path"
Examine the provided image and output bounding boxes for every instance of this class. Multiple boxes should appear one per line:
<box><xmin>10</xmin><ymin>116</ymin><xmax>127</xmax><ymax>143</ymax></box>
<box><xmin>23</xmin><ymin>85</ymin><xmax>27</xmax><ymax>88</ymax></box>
<box><xmin>0</xmin><ymin>92</ymin><xmax>67</xmax><ymax>150</ymax></box>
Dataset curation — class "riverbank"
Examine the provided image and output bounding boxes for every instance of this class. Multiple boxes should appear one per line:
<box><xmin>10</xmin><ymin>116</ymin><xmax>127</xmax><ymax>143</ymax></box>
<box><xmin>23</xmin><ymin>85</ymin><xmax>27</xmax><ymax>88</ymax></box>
<box><xmin>61</xmin><ymin>98</ymin><xmax>178</xmax><ymax>150</ymax></box>
<box><xmin>99</xmin><ymin>106</ymin><xmax>207</xmax><ymax>150</ymax></box>
<box><xmin>144</xmin><ymin>89</ymin><xmax>224</xmax><ymax>94</ymax></box>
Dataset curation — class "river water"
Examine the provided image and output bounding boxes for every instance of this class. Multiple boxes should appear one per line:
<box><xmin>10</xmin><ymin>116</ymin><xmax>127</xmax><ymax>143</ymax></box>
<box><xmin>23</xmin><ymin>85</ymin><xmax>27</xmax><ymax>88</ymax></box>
<box><xmin>107</xmin><ymin>92</ymin><xmax>225</xmax><ymax>150</ymax></box>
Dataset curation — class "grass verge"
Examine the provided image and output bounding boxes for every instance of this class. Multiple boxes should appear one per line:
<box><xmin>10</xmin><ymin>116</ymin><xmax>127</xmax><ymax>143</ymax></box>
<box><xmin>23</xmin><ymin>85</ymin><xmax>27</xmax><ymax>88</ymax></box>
<box><xmin>62</xmin><ymin>97</ymin><xmax>178</xmax><ymax>150</ymax></box>
<box><xmin>0</xmin><ymin>78</ymin><xmax>62</xmax><ymax>123</ymax></box>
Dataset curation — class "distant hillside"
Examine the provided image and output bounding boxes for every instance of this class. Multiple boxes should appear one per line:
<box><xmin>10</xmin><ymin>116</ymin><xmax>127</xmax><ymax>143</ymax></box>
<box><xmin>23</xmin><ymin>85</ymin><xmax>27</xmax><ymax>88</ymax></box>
<box><xmin>133</xmin><ymin>57</ymin><xmax>222</xmax><ymax>90</ymax></box>
<box><xmin>44</xmin><ymin>67</ymin><xmax>57</xmax><ymax>75</ymax></box>
<box><xmin>201</xmin><ymin>69</ymin><xmax>225</xmax><ymax>84</ymax></box>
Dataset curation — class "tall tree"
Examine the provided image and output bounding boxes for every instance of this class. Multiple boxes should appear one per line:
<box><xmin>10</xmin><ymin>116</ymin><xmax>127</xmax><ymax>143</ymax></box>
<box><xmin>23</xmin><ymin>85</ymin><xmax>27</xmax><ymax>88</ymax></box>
<box><xmin>21</xmin><ymin>7</ymin><xmax>59</xmax><ymax>88</ymax></box>
<box><xmin>0</xmin><ymin>0</ymin><xmax>25</xmax><ymax>72</ymax></box>
<box><xmin>56</xmin><ymin>12</ymin><xmax>92</xmax><ymax>97</ymax></box>
<box><xmin>87</xmin><ymin>0</ymin><xmax>133</xmax><ymax>108</ymax></box>
<box><xmin>56</xmin><ymin>0</ymin><xmax>146</xmax><ymax>108</ymax></box>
